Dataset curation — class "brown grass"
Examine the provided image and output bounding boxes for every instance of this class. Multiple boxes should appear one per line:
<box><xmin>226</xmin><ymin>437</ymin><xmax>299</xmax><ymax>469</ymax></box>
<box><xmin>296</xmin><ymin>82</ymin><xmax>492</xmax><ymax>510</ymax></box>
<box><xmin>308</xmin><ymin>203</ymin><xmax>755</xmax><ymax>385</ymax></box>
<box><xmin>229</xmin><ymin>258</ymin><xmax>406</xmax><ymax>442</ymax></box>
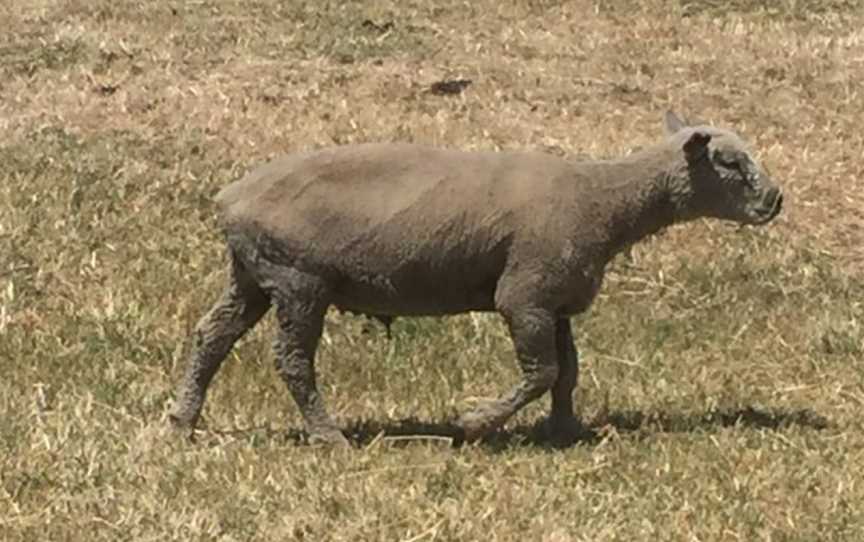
<box><xmin>2</xmin><ymin>0</ymin><xmax>863</xmax><ymax>540</ymax></box>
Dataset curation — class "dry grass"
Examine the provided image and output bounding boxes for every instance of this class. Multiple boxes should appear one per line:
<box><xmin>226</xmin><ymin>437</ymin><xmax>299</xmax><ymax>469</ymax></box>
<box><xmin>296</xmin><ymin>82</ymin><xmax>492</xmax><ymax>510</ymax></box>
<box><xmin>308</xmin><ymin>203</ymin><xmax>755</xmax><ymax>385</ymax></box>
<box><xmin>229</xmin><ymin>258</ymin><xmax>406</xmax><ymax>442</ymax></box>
<box><xmin>2</xmin><ymin>0</ymin><xmax>863</xmax><ymax>540</ymax></box>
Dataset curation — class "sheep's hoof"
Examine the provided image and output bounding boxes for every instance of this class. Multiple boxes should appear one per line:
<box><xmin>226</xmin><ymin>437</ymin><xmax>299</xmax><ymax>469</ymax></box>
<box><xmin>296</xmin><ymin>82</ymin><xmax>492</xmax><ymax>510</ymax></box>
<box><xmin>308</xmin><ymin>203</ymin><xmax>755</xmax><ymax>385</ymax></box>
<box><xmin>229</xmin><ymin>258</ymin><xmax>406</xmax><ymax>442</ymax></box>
<box><xmin>166</xmin><ymin>413</ymin><xmax>199</xmax><ymax>442</ymax></box>
<box><xmin>455</xmin><ymin>405</ymin><xmax>503</xmax><ymax>445</ymax></box>
<box><xmin>308</xmin><ymin>427</ymin><xmax>351</xmax><ymax>448</ymax></box>
<box><xmin>168</xmin><ymin>408</ymin><xmax>201</xmax><ymax>440</ymax></box>
<box><xmin>538</xmin><ymin>415</ymin><xmax>588</xmax><ymax>446</ymax></box>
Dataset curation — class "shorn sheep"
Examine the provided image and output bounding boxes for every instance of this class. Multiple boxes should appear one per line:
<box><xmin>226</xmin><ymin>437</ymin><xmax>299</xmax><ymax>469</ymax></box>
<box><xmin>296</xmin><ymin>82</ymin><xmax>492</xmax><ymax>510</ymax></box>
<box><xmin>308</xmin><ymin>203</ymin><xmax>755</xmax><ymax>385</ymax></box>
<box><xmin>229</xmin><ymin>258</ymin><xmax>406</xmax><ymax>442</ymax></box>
<box><xmin>169</xmin><ymin>111</ymin><xmax>783</xmax><ymax>446</ymax></box>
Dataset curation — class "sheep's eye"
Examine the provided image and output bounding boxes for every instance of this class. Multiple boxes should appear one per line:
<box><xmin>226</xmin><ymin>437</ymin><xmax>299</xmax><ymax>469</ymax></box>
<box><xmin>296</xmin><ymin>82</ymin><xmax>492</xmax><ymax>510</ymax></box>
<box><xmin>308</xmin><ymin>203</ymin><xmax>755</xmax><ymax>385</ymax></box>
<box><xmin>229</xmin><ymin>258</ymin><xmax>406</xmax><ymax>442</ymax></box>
<box><xmin>738</xmin><ymin>163</ymin><xmax>759</xmax><ymax>189</ymax></box>
<box><xmin>714</xmin><ymin>151</ymin><xmax>740</xmax><ymax>169</ymax></box>
<box><xmin>714</xmin><ymin>151</ymin><xmax>758</xmax><ymax>189</ymax></box>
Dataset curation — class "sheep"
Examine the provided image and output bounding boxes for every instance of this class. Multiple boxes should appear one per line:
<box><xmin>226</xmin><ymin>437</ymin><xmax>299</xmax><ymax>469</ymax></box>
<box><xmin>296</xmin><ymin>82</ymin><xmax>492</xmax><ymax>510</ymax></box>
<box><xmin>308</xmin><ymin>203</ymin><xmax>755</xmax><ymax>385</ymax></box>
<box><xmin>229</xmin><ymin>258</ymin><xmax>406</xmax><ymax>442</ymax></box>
<box><xmin>168</xmin><ymin>111</ymin><xmax>783</xmax><ymax>446</ymax></box>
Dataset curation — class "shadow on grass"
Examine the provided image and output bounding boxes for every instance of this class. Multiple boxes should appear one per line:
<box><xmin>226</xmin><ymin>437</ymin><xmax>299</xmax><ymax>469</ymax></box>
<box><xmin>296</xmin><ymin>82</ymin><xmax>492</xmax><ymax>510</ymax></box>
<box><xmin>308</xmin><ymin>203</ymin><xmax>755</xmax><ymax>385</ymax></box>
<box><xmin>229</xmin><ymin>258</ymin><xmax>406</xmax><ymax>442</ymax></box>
<box><xmin>204</xmin><ymin>405</ymin><xmax>829</xmax><ymax>450</ymax></box>
<box><xmin>343</xmin><ymin>406</ymin><xmax>830</xmax><ymax>451</ymax></box>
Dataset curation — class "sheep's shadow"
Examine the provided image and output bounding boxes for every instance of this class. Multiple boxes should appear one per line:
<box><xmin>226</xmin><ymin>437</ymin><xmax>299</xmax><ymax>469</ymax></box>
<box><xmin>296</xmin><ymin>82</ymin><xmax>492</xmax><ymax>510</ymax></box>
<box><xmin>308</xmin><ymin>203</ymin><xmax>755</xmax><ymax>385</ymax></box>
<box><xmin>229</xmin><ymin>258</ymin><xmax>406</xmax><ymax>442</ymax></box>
<box><xmin>343</xmin><ymin>406</ymin><xmax>830</xmax><ymax>451</ymax></box>
<box><xmin>205</xmin><ymin>405</ymin><xmax>829</xmax><ymax>450</ymax></box>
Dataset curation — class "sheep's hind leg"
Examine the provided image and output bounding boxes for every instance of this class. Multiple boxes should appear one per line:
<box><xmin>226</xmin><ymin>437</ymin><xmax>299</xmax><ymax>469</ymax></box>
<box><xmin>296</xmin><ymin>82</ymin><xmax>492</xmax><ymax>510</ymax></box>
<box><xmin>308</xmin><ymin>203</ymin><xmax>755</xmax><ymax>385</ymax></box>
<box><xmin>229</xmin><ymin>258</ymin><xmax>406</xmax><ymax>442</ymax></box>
<box><xmin>456</xmin><ymin>306</ymin><xmax>559</xmax><ymax>443</ymax></box>
<box><xmin>541</xmin><ymin>318</ymin><xmax>586</xmax><ymax>444</ymax></box>
<box><xmin>169</xmin><ymin>255</ymin><xmax>270</xmax><ymax>432</ymax></box>
<box><xmin>271</xmin><ymin>281</ymin><xmax>348</xmax><ymax>447</ymax></box>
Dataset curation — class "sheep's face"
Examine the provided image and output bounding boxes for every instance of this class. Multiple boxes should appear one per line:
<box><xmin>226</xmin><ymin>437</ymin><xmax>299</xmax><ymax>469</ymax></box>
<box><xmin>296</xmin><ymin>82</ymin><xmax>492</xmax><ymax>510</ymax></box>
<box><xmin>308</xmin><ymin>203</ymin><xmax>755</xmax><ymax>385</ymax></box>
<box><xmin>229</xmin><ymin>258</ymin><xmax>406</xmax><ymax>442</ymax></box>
<box><xmin>665</xmin><ymin>111</ymin><xmax>783</xmax><ymax>226</ymax></box>
<box><xmin>701</xmin><ymin>135</ymin><xmax>782</xmax><ymax>225</ymax></box>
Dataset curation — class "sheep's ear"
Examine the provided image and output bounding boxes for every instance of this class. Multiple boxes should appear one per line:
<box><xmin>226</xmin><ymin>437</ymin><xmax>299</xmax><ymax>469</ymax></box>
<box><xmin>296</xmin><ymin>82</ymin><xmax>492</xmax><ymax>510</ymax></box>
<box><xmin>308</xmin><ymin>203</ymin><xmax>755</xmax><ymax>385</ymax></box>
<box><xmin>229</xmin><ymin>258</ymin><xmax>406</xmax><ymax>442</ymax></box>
<box><xmin>664</xmin><ymin>110</ymin><xmax>688</xmax><ymax>134</ymax></box>
<box><xmin>683</xmin><ymin>130</ymin><xmax>711</xmax><ymax>160</ymax></box>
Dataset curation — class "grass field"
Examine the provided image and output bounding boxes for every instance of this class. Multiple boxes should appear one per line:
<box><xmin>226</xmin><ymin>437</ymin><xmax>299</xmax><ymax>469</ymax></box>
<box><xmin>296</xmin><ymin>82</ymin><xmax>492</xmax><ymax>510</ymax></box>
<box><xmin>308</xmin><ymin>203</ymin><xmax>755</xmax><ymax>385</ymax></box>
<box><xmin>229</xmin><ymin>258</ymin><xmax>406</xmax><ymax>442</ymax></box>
<box><xmin>2</xmin><ymin>0</ymin><xmax>864</xmax><ymax>540</ymax></box>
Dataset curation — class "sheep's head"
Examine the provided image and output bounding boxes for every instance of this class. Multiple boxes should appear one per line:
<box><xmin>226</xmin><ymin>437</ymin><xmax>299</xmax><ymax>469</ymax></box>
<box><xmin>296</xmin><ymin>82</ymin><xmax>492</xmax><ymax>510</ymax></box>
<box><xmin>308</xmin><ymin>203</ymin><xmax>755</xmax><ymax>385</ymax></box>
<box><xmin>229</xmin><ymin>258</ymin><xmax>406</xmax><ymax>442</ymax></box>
<box><xmin>665</xmin><ymin>111</ymin><xmax>783</xmax><ymax>226</ymax></box>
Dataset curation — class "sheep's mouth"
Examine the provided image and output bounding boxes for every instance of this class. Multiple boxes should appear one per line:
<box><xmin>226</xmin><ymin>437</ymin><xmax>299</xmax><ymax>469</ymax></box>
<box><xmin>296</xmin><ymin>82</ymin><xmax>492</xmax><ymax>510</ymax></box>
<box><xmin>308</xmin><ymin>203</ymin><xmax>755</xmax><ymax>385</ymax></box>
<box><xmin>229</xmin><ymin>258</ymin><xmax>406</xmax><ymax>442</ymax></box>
<box><xmin>750</xmin><ymin>191</ymin><xmax>783</xmax><ymax>225</ymax></box>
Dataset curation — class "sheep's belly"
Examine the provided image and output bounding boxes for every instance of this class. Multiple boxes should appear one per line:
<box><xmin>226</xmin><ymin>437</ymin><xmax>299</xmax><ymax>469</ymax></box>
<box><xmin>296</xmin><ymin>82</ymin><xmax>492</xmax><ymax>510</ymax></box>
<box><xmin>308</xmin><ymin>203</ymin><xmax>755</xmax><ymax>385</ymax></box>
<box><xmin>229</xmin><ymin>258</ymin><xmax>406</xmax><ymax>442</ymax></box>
<box><xmin>330</xmin><ymin>270</ymin><xmax>500</xmax><ymax>317</ymax></box>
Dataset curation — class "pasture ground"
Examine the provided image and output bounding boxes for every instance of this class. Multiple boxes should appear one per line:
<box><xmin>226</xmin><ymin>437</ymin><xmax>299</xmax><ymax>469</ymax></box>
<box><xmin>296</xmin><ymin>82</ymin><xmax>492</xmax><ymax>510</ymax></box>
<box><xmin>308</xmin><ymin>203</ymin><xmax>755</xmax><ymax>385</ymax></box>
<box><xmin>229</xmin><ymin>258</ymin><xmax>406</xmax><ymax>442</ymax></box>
<box><xmin>1</xmin><ymin>0</ymin><xmax>863</xmax><ymax>540</ymax></box>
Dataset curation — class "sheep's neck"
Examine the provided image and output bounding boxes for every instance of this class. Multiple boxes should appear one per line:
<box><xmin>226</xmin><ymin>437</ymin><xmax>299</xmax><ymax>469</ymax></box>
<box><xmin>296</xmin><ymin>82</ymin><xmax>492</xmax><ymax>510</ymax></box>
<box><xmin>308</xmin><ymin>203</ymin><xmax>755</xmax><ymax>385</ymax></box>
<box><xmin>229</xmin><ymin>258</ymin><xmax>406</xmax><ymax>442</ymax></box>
<box><xmin>586</xmin><ymin>155</ymin><xmax>682</xmax><ymax>261</ymax></box>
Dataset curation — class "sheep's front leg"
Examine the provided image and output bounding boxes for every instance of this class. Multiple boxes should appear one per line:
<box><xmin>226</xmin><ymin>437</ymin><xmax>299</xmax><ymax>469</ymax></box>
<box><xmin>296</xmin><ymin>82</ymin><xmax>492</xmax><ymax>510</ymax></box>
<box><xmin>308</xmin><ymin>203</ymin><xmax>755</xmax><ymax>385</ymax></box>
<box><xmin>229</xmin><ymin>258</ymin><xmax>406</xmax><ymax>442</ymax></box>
<box><xmin>272</xmin><ymin>291</ymin><xmax>349</xmax><ymax>447</ymax></box>
<box><xmin>456</xmin><ymin>306</ymin><xmax>559</xmax><ymax>443</ymax></box>
<box><xmin>543</xmin><ymin>318</ymin><xmax>585</xmax><ymax>443</ymax></box>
